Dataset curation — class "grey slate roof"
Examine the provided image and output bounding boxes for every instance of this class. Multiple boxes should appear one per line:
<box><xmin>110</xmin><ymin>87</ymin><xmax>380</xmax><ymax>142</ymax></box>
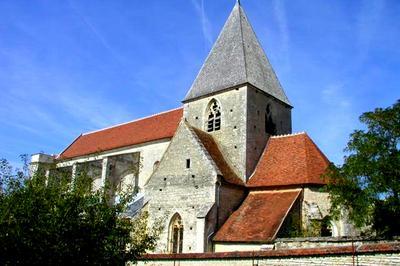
<box><xmin>183</xmin><ymin>2</ymin><xmax>291</xmax><ymax>106</ymax></box>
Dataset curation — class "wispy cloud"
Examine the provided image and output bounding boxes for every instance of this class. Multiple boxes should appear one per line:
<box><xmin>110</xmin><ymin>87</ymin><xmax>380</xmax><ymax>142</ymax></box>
<box><xmin>191</xmin><ymin>0</ymin><xmax>213</xmax><ymax>48</ymax></box>
<box><xmin>67</xmin><ymin>0</ymin><xmax>125</xmax><ymax>63</ymax></box>
<box><xmin>272</xmin><ymin>0</ymin><xmax>291</xmax><ymax>70</ymax></box>
<box><xmin>316</xmin><ymin>83</ymin><xmax>357</xmax><ymax>164</ymax></box>
<box><xmin>0</xmin><ymin>47</ymin><xmax>132</xmax><ymax>138</ymax></box>
<box><xmin>54</xmin><ymin>89</ymin><xmax>132</xmax><ymax>130</ymax></box>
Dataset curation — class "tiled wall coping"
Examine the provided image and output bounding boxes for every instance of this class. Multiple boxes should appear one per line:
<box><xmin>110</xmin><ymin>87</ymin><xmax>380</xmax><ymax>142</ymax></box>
<box><xmin>139</xmin><ymin>242</ymin><xmax>400</xmax><ymax>261</ymax></box>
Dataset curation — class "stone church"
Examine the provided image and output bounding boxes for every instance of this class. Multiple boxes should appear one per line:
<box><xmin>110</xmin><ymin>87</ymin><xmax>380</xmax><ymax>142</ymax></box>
<box><xmin>31</xmin><ymin>2</ymin><xmax>355</xmax><ymax>254</ymax></box>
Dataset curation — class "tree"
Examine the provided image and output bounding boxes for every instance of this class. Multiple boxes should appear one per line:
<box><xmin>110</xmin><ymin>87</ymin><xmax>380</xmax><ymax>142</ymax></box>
<box><xmin>325</xmin><ymin>100</ymin><xmax>400</xmax><ymax>237</ymax></box>
<box><xmin>0</xmin><ymin>158</ymin><xmax>161</xmax><ymax>265</ymax></box>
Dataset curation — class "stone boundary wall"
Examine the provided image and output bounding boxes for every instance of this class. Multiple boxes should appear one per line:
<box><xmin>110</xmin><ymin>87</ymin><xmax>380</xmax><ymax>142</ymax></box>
<box><xmin>135</xmin><ymin>242</ymin><xmax>400</xmax><ymax>266</ymax></box>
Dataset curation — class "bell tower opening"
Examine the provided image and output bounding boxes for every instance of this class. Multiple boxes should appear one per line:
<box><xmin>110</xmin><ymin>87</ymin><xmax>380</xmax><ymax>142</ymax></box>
<box><xmin>206</xmin><ymin>99</ymin><xmax>222</xmax><ymax>132</ymax></box>
<box><xmin>265</xmin><ymin>104</ymin><xmax>277</xmax><ymax>135</ymax></box>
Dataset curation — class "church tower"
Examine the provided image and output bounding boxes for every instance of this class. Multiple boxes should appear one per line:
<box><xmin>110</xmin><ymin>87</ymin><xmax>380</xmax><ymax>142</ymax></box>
<box><xmin>183</xmin><ymin>2</ymin><xmax>292</xmax><ymax>181</ymax></box>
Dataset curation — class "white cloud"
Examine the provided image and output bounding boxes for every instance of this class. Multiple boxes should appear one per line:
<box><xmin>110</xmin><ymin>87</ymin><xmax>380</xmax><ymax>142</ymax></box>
<box><xmin>272</xmin><ymin>0</ymin><xmax>291</xmax><ymax>71</ymax></box>
<box><xmin>54</xmin><ymin>89</ymin><xmax>132</xmax><ymax>130</ymax></box>
<box><xmin>314</xmin><ymin>83</ymin><xmax>358</xmax><ymax>164</ymax></box>
<box><xmin>191</xmin><ymin>0</ymin><xmax>213</xmax><ymax>47</ymax></box>
<box><xmin>67</xmin><ymin>0</ymin><xmax>125</xmax><ymax>64</ymax></box>
<box><xmin>0</xmin><ymin>46</ymin><xmax>132</xmax><ymax>138</ymax></box>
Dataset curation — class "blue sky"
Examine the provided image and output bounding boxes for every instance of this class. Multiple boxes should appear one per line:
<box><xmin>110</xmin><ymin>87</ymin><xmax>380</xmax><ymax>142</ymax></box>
<box><xmin>0</xmin><ymin>0</ymin><xmax>399</xmax><ymax>167</ymax></box>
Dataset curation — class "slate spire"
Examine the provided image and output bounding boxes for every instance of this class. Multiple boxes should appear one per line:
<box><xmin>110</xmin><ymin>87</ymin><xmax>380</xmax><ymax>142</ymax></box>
<box><xmin>183</xmin><ymin>2</ymin><xmax>291</xmax><ymax>106</ymax></box>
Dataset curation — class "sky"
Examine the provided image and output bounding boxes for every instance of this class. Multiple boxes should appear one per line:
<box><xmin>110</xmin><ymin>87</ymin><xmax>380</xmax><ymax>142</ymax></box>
<box><xmin>0</xmin><ymin>0</ymin><xmax>399</xmax><ymax>168</ymax></box>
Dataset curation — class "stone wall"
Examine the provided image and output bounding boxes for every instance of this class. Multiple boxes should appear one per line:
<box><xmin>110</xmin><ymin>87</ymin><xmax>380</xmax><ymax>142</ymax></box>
<box><xmin>136</xmin><ymin>241</ymin><xmax>400</xmax><ymax>266</ymax></box>
<box><xmin>246</xmin><ymin>84</ymin><xmax>292</xmax><ymax>177</ymax></box>
<box><xmin>302</xmin><ymin>187</ymin><xmax>358</xmax><ymax>237</ymax></box>
<box><xmin>217</xmin><ymin>183</ymin><xmax>246</xmax><ymax>229</ymax></box>
<box><xmin>183</xmin><ymin>84</ymin><xmax>293</xmax><ymax>182</ymax></box>
<box><xmin>183</xmin><ymin>85</ymin><xmax>248</xmax><ymax>181</ymax></box>
<box><xmin>145</xmin><ymin>122</ymin><xmax>219</xmax><ymax>253</ymax></box>
<box><xmin>55</xmin><ymin>138</ymin><xmax>171</xmax><ymax>188</ymax></box>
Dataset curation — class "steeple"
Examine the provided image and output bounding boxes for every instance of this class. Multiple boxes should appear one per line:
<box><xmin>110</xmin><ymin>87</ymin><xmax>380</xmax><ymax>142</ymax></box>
<box><xmin>184</xmin><ymin>2</ymin><xmax>291</xmax><ymax>106</ymax></box>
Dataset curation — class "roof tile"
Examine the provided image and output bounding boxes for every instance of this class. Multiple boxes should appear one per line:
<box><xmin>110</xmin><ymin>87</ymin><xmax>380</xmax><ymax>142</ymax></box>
<box><xmin>213</xmin><ymin>189</ymin><xmax>301</xmax><ymax>242</ymax></box>
<box><xmin>58</xmin><ymin>108</ymin><xmax>183</xmax><ymax>159</ymax></box>
<box><xmin>247</xmin><ymin>133</ymin><xmax>329</xmax><ymax>188</ymax></box>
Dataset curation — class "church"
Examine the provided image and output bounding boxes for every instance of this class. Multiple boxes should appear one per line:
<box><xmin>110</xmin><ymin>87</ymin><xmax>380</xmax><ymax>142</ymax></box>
<box><xmin>30</xmin><ymin>2</ymin><xmax>356</xmax><ymax>253</ymax></box>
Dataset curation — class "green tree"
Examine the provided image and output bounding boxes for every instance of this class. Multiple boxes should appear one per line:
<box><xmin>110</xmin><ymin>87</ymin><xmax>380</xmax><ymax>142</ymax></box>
<box><xmin>325</xmin><ymin>100</ymin><xmax>400</xmax><ymax>237</ymax></box>
<box><xmin>0</xmin><ymin>158</ymin><xmax>160</xmax><ymax>265</ymax></box>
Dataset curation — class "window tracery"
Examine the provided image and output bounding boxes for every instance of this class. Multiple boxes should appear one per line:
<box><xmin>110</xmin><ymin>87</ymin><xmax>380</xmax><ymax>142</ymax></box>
<box><xmin>206</xmin><ymin>99</ymin><xmax>221</xmax><ymax>132</ymax></box>
<box><xmin>168</xmin><ymin>213</ymin><xmax>183</xmax><ymax>253</ymax></box>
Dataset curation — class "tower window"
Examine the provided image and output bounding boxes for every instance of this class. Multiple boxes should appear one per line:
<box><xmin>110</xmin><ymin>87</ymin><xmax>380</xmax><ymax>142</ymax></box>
<box><xmin>265</xmin><ymin>104</ymin><xmax>277</xmax><ymax>135</ymax></box>
<box><xmin>186</xmin><ymin>159</ymin><xmax>191</xmax><ymax>168</ymax></box>
<box><xmin>206</xmin><ymin>99</ymin><xmax>221</xmax><ymax>132</ymax></box>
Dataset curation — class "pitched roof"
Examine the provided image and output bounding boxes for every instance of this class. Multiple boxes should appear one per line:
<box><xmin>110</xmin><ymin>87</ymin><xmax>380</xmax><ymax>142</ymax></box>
<box><xmin>191</xmin><ymin>127</ymin><xmax>244</xmax><ymax>186</ymax></box>
<box><xmin>247</xmin><ymin>132</ymin><xmax>330</xmax><ymax>188</ymax></box>
<box><xmin>183</xmin><ymin>2</ymin><xmax>290</xmax><ymax>106</ymax></box>
<box><xmin>213</xmin><ymin>189</ymin><xmax>301</xmax><ymax>242</ymax></box>
<box><xmin>58</xmin><ymin>108</ymin><xmax>183</xmax><ymax>160</ymax></box>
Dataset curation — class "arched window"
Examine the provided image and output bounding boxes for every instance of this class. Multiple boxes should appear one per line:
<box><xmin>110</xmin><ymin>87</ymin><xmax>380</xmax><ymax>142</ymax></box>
<box><xmin>168</xmin><ymin>213</ymin><xmax>183</xmax><ymax>253</ymax></box>
<box><xmin>206</xmin><ymin>99</ymin><xmax>221</xmax><ymax>132</ymax></box>
<box><xmin>153</xmin><ymin>160</ymin><xmax>160</xmax><ymax>171</ymax></box>
<box><xmin>265</xmin><ymin>104</ymin><xmax>277</xmax><ymax>135</ymax></box>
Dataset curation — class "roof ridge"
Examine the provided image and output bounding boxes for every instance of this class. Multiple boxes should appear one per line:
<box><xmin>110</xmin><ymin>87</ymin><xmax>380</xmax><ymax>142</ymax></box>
<box><xmin>302</xmin><ymin>133</ymin><xmax>312</xmax><ymax>183</ymax></box>
<box><xmin>143</xmin><ymin>118</ymin><xmax>186</xmax><ymax>187</ymax></box>
<box><xmin>190</xmin><ymin>126</ymin><xmax>243</xmax><ymax>186</ymax></box>
<box><xmin>82</xmin><ymin>107</ymin><xmax>183</xmax><ymax>136</ymax></box>
<box><xmin>184</xmin><ymin>123</ymin><xmax>222</xmax><ymax>176</ymax></box>
<box><xmin>270</xmin><ymin>132</ymin><xmax>306</xmax><ymax>138</ymax></box>
<box><xmin>56</xmin><ymin>134</ymin><xmax>82</xmax><ymax>159</ymax></box>
<box><xmin>251</xmin><ymin>188</ymin><xmax>301</xmax><ymax>194</ymax></box>
<box><xmin>303</xmin><ymin>134</ymin><xmax>331</xmax><ymax>183</ymax></box>
<box><xmin>238</xmin><ymin>3</ymin><xmax>248</xmax><ymax>81</ymax></box>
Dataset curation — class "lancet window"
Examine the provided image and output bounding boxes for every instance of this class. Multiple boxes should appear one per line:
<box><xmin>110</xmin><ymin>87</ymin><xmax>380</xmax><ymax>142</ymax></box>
<box><xmin>168</xmin><ymin>213</ymin><xmax>183</xmax><ymax>253</ymax></box>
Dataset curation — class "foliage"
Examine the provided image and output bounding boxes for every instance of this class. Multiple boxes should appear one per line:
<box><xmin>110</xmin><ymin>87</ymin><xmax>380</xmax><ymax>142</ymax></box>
<box><xmin>325</xmin><ymin>100</ymin><xmax>400</xmax><ymax>237</ymax></box>
<box><xmin>279</xmin><ymin>209</ymin><xmax>332</xmax><ymax>238</ymax></box>
<box><xmin>0</xmin><ymin>158</ymin><xmax>161</xmax><ymax>265</ymax></box>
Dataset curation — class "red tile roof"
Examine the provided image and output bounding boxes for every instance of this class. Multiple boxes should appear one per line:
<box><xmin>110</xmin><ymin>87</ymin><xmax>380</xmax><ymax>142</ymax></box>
<box><xmin>213</xmin><ymin>189</ymin><xmax>301</xmax><ymax>242</ymax></box>
<box><xmin>247</xmin><ymin>133</ymin><xmax>329</xmax><ymax>188</ymax></box>
<box><xmin>191</xmin><ymin>127</ymin><xmax>244</xmax><ymax>186</ymax></box>
<box><xmin>58</xmin><ymin>108</ymin><xmax>183</xmax><ymax>160</ymax></box>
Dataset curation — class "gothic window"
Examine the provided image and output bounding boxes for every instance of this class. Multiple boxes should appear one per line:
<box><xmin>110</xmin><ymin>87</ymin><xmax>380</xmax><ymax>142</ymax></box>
<box><xmin>168</xmin><ymin>213</ymin><xmax>183</xmax><ymax>253</ymax></box>
<box><xmin>265</xmin><ymin>104</ymin><xmax>277</xmax><ymax>135</ymax></box>
<box><xmin>206</xmin><ymin>99</ymin><xmax>221</xmax><ymax>132</ymax></box>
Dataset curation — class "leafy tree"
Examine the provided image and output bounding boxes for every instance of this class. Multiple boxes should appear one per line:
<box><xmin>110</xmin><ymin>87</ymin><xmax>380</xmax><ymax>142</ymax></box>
<box><xmin>0</xmin><ymin>158</ymin><xmax>161</xmax><ymax>265</ymax></box>
<box><xmin>325</xmin><ymin>100</ymin><xmax>400</xmax><ymax>237</ymax></box>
